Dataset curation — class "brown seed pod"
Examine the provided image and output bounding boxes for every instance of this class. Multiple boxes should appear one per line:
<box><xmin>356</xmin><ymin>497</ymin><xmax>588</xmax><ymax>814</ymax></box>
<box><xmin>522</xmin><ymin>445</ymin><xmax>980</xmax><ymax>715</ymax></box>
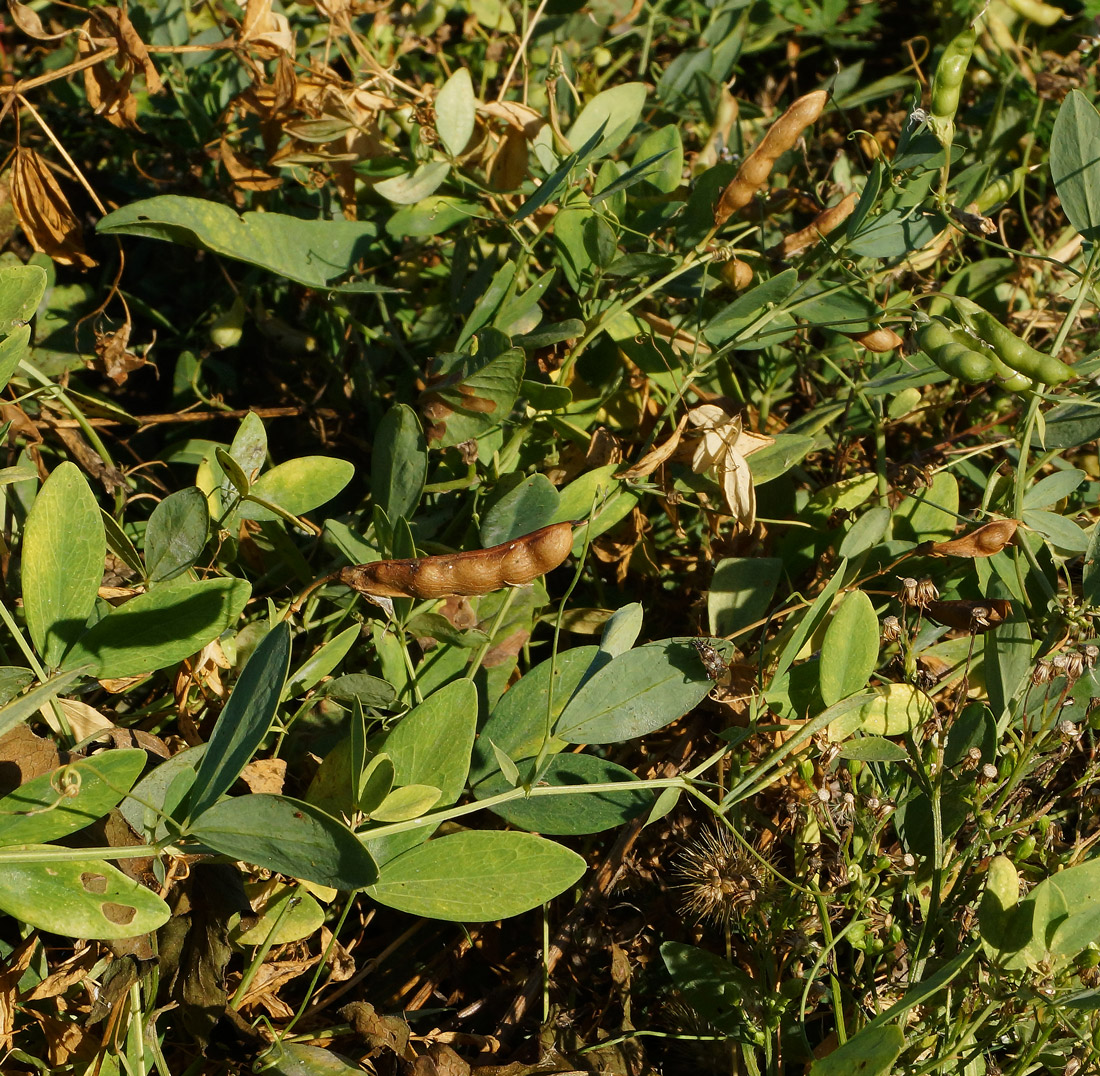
<box><xmin>927</xmin><ymin>519</ymin><xmax>1018</xmax><ymax>559</ymax></box>
<box><xmin>714</xmin><ymin>89</ymin><xmax>829</xmax><ymax>228</ymax></box>
<box><xmin>775</xmin><ymin>192</ymin><xmax>857</xmax><ymax>258</ymax></box>
<box><xmin>925</xmin><ymin>598</ymin><xmax>1012</xmax><ymax>634</ymax></box>
<box><xmin>849</xmin><ymin>327</ymin><xmax>904</xmax><ymax>353</ymax></box>
<box><xmin>337</xmin><ymin>521</ymin><xmax>575</xmax><ymax>599</ymax></box>
<box><xmin>720</xmin><ymin>258</ymin><xmax>754</xmax><ymax>290</ymax></box>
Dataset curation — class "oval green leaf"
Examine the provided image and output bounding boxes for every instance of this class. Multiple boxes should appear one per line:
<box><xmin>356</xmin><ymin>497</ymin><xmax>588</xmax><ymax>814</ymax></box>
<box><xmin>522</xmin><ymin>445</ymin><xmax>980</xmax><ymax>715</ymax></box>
<box><xmin>145</xmin><ymin>486</ymin><xmax>208</xmax><ymax>582</ymax></box>
<box><xmin>555</xmin><ymin>639</ymin><xmax>711</xmax><ymax>744</ymax></box>
<box><xmin>435</xmin><ymin>67</ymin><xmax>476</xmax><ymax>157</ymax></box>
<box><xmin>0</xmin><ymin>847</ymin><xmax>170</xmax><ymax>939</ymax></box>
<box><xmin>367</xmin><ymin>830</ymin><xmax>585</xmax><ymax>920</ymax></box>
<box><xmin>240</xmin><ymin>456</ymin><xmax>354</xmax><ymax>522</ymax></box>
<box><xmin>0</xmin><ymin>749</ymin><xmax>146</xmax><ymax>847</ymax></box>
<box><xmin>819</xmin><ymin>590</ymin><xmax>880</xmax><ymax>706</ymax></box>
<box><xmin>188</xmin><ymin>794</ymin><xmax>378</xmax><ymax>890</ymax></box>
<box><xmin>61</xmin><ymin>577</ymin><xmax>251</xmax><ymax>679</ymax></box>
<box><xmin>23</xmin><ymin>462</ymin><xmax>105</xmax><ymax>667</ymax></box>
<box><xmin>370</xmin><ymin>404</ymin><xmax>427</xmax><ymax>524</ymax></box>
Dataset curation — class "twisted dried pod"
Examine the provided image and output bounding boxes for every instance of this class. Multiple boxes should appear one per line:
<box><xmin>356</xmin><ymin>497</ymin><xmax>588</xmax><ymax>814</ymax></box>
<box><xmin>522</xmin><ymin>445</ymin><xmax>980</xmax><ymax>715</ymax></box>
<box><xmin>338</xmin><ymin>521</ymin><xmax>575</xmax><ymax>599</ymax></box>
<box><xmin>714</xmin><ymin>90</ymin><xmax>829</xmax><ymax>228</ymax></box>
<box><xmin>775</xmin><ymin>192</ymin><xmax>857</xmax><ymax>258</ymax></box>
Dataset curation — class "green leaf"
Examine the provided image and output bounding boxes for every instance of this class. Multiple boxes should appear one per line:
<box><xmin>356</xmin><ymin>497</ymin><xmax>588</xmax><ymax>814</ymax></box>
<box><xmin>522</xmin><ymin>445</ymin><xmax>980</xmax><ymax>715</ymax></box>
<box><xmin>830</xmin><ymin>683</ymin><xmax>933</xmax><ymax>741</ymax></box>
<box><xmin>371</xmin><ymin>405</ymin><xmax>427</xmax><ymax>523</ymax></box>
<box><xmin>22</xmin><ymin>462</ymin><xmax>105</xmax><ymax>667</ymax></box>
<box><xmin>661</xmin><ymin>941</ymin><xmax>756</xmax><ymax>1036</ymax></box>
<box><xmin>240</xmin><ymin>457</ymin><xmax>355</xmax><ymax>521</ymax></box>
<box><xmin>97</xmin><ymin>196</ymin><xmax>380</xmax><ymax>288</ymax></box>
<box><xmin>424</xmin><ymin>346</ymin><xmax>525</xmax><ymax>449</ymax></box>
<box><xmin>838</xmin><ymin>506</ymin><xmax>891</xmax><ymax>558</ymax></box>
<box><xmin>1083</xmin><ymin>525</ymin><xmax>1100</xmax><ymax>607</ymax></box>
<box><xmin>0</xmin><ymin>847</ymin><xmax>169</xmax><ymax>939</ymax></box>
<box><xmin>567</xmin><ymin>83</ymin><xmax>647</xmax><ymax>165</ymax></box>
<box><xmin>470</xmin><ymin>646</ymin><xmax>598</xmax><ymax>782</ymax></box>
<box><xmin>1023</xmin><ymin>468</ymin><xmax>1086</xmax><ymax>510</ymax></box>
<box><xmin>0</xmin><ymin>264</ymin><xmax>47</xmax><ymax>333</ymax></box>
<box><xmin>186</xmin><ymin>622</ymin><xmax>291</xmax><ymax>822</ymax></box>
<box><xmin>847</xmin><ymin>208</ymin><xmax>942</xmax><ymax>258</ymax></box>
<box><xmin>1022</xmin><ymin>509</ymin><xmax>1089</xmax><ymax>553</ymax></box>
<box><xmin>0</xmin><ymin>666</ymin><xmax>90</xmax><ymax>738</ymax></box>
<box><xmin>704</xmin><ymin>270</ymin><xmax>799</xmax><ymax>346</ymax></box>
<box><xmin>145</xmin><ymin>487</ymin><xmax>208</xmax><ymax>583</ymax></box>
<box><xmin>808</xmin><ymin>1024</ymin><xmax>904</xmax><ymax>1076</ymax></box>
<box><xmin>0</xmin><ymin>749</ymin><xmax>146</xmax><ymax>847</ymax></box>
<box><xmin>435</xmin><ymin>68</ymin><xmax>476</xmax><ymax>157</ymax></box>
<box><xmin>984</xmin><ymin>594</ymin><xmax>1034</xmax><ymax>717</ymax></box>
<box><xmin>374</xmin><ymin>162</ymin><xmax>451</xmax><ymax>205</ymax></box>
<box><xmin>232</xmin><ymin>881</ymin><xmax>325</xmax><ymax>946</ymax></box>
<box><xmin>61</xmin><ymin>577</ymin><xmax>251</xmax><ymax>679</ymax></box>
<box><xmin>836</xmin><ymin>736</ymin><xmax>908</xmax><ymax>763</ymax></box>
<box><xmin>708</xmin><ymin>557</ymin><xmax>782</xmax><ymax>637</ymax></box>
<box><xmin>286</xmin><ymin>624</ymin><xmax>358</xmax><ymax>699</ymax></box>
<box><xmin>476</xmin><ymin>753</ymin><xmax>653</xmax><ymax>834</ymax></box>
<box><xmin>600</xmin><ymin>603</ymin><xmax>643</xmax><ymax>656</ymax></box>
<box><xmin>381</xmin><ymin>679</ymin><xmax>477</xmax><ymax>805</ymax></box>
<box><xmin>819</xmin><ymin>591</ymin><xmax>879</xmax><ymax>706</ymax></box>
<box><xmin>386</xmin><ymin>196</ymin><xmax>475</xmax><ymax>238</ymax></box>
<box><xmin>370</xmin><ymin>783</ymin><xmax>442</xmax><ymax>822</ymax></box>
<box><xmin>367</xmin><ymin>831</ymin><xmax>585</xmax><ymax>920</ymax></box>
<box><xmin>895</xmin><ymin>471</ymin><xmax>958</xmax><ymax>542</ymax></box>
<box><xmin>0</xmin><ymin>324</ymin><xmax>30</xmax><ymax>390</ymax></box>
<box><xmin>480</xmin><ymin>474</ymin><xmax>560</xmax><ymax>546</ymax></box>
<box><xmin>318</xmin><ymin>673</ymin><xmax>397</xmax><ymax>709</ymax></box>
<box><xmin>552</xmin><ymin>463</ymin><xmax>640</xmax><ymax>552</ymax></box>
<box><xmin>556</xmin><ymin>639</ymin><xmax>711</xmax><ymax>744</ymax></box>
<box><xmin>1050</xmin><ymin>90</ymin><xmax>1100</xmax><ymax>242</ymax></box>
<box><xmin>256</xmin><ymin>1042</ymin><xmax>366</xmax><ymax>1076</ymax></box>
<box><xmin>629</xmin><ymin>125</ymin><xmax>684</xmax><ymax>193</ymax></box>
<box><xmin>189</xmin><ymin>795</ymin><xmax>378</xmax><ymax>889</ymax></box>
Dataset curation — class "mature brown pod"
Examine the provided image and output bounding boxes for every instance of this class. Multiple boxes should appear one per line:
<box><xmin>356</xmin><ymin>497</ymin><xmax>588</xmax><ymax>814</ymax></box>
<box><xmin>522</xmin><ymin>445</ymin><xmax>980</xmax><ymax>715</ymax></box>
<box><xmin>714</xmin><ymin>89</ymin><xmax>829</xmax><ymax>228</ymax></box>
<box><xmin>338</xmin><ymin>521</ymin><xmax>575</xmax><ymax>599</ymax></box>
<box><xmin>849</xmin><ymin>327</ymin><xmax>904</xmax><ymax>353</ymax></box>
<box><xmin>928</xmin><ymin>519</ymin><xmax>1018</xmax><ymax>559</ymax></box>
<box><xmin>775</xmin><ymin>192</ymin><xmax>858</xmax><ymax>258</ymax></box>
<box><xmin>926</xmin><ymin>598</ymin><xmax>1012</xmax><ymax>633</ymax></box>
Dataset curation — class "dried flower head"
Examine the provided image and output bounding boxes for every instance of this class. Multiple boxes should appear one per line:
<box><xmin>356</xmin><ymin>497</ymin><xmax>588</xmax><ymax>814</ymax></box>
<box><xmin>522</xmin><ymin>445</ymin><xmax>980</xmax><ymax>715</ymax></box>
<box><xmin>674</xmin><ymin>827</ymin><xmax>769</xmax><ymax>924</ymax></box>
<box><xmin>897</xmin><ymin>576</ymin><xmax>938</xmax><ymax>608</ymax></box>
<box><xmin>1053</xmin><ymin>650</ymin><xmax>1086</xmax><ymax>684</ymax></box>
<box><xmin>881</xmin><ymin>615</ymin><xmax>902</xmax><ymax>643</ymax></box>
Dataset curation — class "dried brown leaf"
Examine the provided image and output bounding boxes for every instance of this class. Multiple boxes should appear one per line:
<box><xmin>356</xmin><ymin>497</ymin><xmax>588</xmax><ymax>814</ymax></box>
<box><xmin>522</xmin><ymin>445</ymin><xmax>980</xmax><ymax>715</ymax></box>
<box><xmin>8</xmin><ymin>0</ymin><xmax>68</xmax><ymax>41</ymax></box>
<box><xmin>93</xmin><ymin>319</ymin><xmax>150</xmax><ymax>384</ymax></box>
<box><xmin>220</xmin><ymin>140</ymin><xmax>282</xmax><ymax>192</ymax></box>
<box><xmin>10</xmin><ymin>147</ymin><xmax>96</xmax><ymax>268</ymax></box>
<box><xmin>620</xmin><ymin>415</ymin><xmax>689</xmax><ymax>479</ymax></box>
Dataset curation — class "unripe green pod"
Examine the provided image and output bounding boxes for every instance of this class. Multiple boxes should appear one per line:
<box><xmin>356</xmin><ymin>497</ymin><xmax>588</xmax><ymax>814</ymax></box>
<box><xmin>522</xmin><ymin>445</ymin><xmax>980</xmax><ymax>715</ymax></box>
<box><xmin>967</xmin><ymin>310</ymin><xmax>1074</xmax><ymax>384</ymax></box>
<box><xmin>929</xmin><ymin>26</ymin><xmax>977</xmax><ymax>147</ymax></box>
<box><xmin>979</xmin><ymin>854</ymin><xmax>1020</xmax><ymax>960</ymax></box>
<box><xmin>919</xmin><ymin>320</ymin><xmax>996</xmax><ymax>383</ymax></box>
<box><xmin>945</xmin><ymin>328</ymin><xmax>1033</xmax><ymax>392</ymax></box>
<box><xmin>1004</xmin><ymin>0</ymin><xmax>1065</xmax><ymax>26</ymax></box>
<box><xmin>973</xmin><ymin>167</ymin><xmax>1027</xmax><ymax>213</ymax></box>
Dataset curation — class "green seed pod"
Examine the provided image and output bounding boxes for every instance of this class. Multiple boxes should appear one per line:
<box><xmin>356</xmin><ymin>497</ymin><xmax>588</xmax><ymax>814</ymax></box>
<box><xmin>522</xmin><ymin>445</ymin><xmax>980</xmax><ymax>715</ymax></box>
<box><xmin>979</xmin><ymin>854</ymin><xmax>1020</xmax><ymax>960</ymax></box>
<box><xmin>1013</xmin><ymin>834</ymin><xmax>1037</xmax><ymax>862</ymax></box>
<box><xmin>918</xmin><ymin>320</ymin><xmax>996</xmax><ymax>383</ymax></box>
<box><xmin>929</xmin><ymin>26</ymin><xmax>977</xmax><ymax>147</ymax></box>
<box><xmin>973</xmin><ymin>167</ymin><xmax>1027</xmax><ymax>213</ymax></box>
<box><xmin>945</xmin><ymin>328</ymin><xmax>1033</xmax><ymax>393</ymax></box>
<box><xmin>968</xmin><ymin>310</ymin><xmax>1074</xmax><ymax>384</ymax></box>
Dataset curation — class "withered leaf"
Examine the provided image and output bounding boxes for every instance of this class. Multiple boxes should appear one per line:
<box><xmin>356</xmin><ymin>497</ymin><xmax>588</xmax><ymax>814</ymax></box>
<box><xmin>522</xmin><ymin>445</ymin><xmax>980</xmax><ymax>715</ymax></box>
<box><xmin>927</xmin><ymin>519</ymin><xmax>1018</xmax><ymax>559</ymax></box>
<box><xmin>620</xmin><ymin>414</ymin><xmax>688</xmax><ymax>480</ymax></box>
<box><xmin>10</xmin><ymin>147</ymin><xmax>96</xmax><ymax>268</ymax></box>
<box><xmin>8</xmin><ymin>0</ymin><xmax>68</xmax><ymax>41</ymax></box>
<box><xmin>93</xmin><ymin>320</ymin><xmax>151</xmax><ymax>384</ymax></box>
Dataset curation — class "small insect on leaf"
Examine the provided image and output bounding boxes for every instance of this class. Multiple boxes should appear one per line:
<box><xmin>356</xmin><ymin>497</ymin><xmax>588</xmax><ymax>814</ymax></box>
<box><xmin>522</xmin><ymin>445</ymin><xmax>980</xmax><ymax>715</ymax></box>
<box><xmin>927</xmin><ymin>519</ymin><xmax>1018</xmax><ymax>559</ymax></box>
<box><xmin>338</xmin><ymin>521</ymin><xmax>575</xmax><ymax>599</ymax></box>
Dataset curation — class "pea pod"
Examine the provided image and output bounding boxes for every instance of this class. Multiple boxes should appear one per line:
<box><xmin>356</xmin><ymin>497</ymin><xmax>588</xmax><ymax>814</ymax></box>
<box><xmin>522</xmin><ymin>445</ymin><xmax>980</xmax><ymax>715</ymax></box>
<box><xmin>968</xmin><ymin>310</ymin><xmax>1074</xmax><ymax>384</ymax></box>
<box><xmin>973</xmin><ymin>167</ymin><xmax>1027</xmax><ymax>213</ymax></box>
<box><xmin>1003</xmin><ymin>0</ymin><xmax>1065</xmax><ymax>26</ymax></box>
<box><xmin>919</xmin><ymin>320</ymin><xmax>997</xmax><ymax>383</ymax></box>
<box><xmin>944</xmin><ymin>327</ymin><xmax>1033</xmax><ymax>392</ymax></box>
<box><xmin>929</xmin><ymin>25</ymin><xmax>977</xmax><ymax>148</ymax></box>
